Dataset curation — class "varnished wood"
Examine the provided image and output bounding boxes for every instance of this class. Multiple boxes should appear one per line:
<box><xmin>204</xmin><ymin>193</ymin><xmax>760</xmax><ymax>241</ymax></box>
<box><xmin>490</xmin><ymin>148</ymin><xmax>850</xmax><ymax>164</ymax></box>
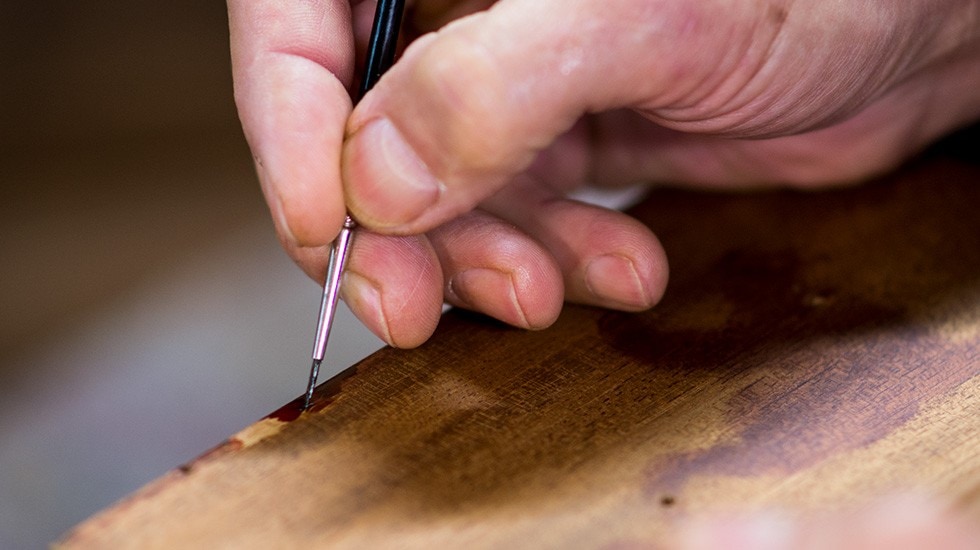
<box><xmin>59</xmin><ymin>134</ymin><xmax>980</xmax><ymax>548</ymax></box>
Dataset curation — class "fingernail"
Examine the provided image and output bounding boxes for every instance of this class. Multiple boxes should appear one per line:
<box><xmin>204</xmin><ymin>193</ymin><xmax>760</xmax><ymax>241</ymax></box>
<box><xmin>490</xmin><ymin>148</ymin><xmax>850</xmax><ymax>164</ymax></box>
<box><xmin>449</xmin><ymin>268</ymin><xmax>531</xmax><ymax>328</ymax></box>
<box><xmin>585</xmin><ymin>255</ymin><xmax>652</xmax><ymax>309</ymax></box>
<box><xmin>255</xmin><ymin>156</ymin><xmax>299</xmax><ymax>246</ymax></box>
<box><xmin>269</xmin><ymin>190</ymin><xmax>298</xmax><ymax>246</ymax></box>
<box><xmin>342</xmin><ymin>272</ymin><xmax>392</xmax><ymax>345</ymax></box>
<box><xmin>346</xmin><ymin>118</ymin><xmax>442</xmax><ymax>228</ymax></box>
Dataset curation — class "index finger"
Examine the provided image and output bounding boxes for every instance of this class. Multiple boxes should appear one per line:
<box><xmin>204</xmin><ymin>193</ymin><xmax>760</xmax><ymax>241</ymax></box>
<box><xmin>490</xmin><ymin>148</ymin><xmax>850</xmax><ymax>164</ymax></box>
<box><xmin>228</xmin><ymin>0</ymin><xmax>356</xmax><ymax>248</ymax></box>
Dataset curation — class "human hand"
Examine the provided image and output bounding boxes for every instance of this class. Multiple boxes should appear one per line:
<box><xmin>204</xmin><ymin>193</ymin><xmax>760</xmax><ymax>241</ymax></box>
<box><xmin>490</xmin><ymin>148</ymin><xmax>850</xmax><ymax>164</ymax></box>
<box><xmin>229</xmin><ymin>0</ymin><xmax>980</xmax><ymax>347</ymax></box>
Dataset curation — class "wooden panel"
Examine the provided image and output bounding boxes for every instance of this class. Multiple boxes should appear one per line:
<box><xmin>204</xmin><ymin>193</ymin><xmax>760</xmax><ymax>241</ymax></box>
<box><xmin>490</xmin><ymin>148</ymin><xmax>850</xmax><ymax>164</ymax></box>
<box><xmin>59</xmin><ymin>136</ymin><xmax>980</xmax><ymax>548</ymax></box>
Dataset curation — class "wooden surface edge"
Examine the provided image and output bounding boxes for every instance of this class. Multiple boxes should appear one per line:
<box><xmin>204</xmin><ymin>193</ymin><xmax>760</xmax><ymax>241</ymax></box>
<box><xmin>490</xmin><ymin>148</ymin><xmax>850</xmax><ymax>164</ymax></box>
<box><xmin>57</xmin><ymin>134</ymin><xmax>980</xmax><ymax>548</ymax></box>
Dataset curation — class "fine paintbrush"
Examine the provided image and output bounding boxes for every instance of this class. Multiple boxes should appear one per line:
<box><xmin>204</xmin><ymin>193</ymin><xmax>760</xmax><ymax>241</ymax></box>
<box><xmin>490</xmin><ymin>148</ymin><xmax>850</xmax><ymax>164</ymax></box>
<box><xmin>303</xmin><ymin>0</ymin><xmax>407</xmax><ymax>410</ymax></box>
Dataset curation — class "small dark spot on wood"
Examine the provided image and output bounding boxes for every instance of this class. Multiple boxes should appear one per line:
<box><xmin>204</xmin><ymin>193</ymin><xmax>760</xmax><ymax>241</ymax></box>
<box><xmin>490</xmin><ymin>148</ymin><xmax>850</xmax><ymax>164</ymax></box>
<box><xmin>660</xmin><ymin>495</ymin><xmax>675</xmax><ymax>507</ymax></box>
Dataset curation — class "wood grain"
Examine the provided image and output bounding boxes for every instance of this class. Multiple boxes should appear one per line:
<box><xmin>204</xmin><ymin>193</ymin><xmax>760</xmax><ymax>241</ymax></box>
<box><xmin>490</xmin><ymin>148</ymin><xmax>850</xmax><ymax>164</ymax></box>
<box><xmin>59</xmin><ymin>136</ymin><xmax>980</xmax><ymax>548</ymax></box>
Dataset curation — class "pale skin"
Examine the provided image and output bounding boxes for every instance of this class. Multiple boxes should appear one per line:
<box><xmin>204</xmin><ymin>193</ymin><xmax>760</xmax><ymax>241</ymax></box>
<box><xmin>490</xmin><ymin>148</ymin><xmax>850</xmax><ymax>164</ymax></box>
<box><xmin>228</xmin><ymin>0</ymin><xmax>980</xmax><ymax>349</ymax></box>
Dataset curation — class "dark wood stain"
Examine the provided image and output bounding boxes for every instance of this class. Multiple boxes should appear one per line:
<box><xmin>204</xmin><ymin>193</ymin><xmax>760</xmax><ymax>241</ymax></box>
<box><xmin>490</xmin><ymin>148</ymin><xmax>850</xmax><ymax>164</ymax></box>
<box><xmin>248</xmin><ymin>158</ymin><xmax>980</xmax><ymax>520</ymax></box>
<box><xmin>265</xmin><ymin>365</ymin><xmax>360</xmax><ymax>423</ymax></box>
<box><xmin>59</xmin><ymin>129</ymin><xmax>980</xmax><ymax>548</ymax></box>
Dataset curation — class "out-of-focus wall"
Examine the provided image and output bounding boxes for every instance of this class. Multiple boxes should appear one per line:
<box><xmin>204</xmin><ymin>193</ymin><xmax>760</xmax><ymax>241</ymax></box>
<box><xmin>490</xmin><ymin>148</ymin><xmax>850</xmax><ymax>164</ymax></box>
<box><xmin>1</xmin><ymin>0</ymin><xmax>243</xmax><ymax>361</ymax></box>
<box><xmin>1</xmin><ymin>1</ymin><xmax>235</xmax><ymax>146</ymax></box>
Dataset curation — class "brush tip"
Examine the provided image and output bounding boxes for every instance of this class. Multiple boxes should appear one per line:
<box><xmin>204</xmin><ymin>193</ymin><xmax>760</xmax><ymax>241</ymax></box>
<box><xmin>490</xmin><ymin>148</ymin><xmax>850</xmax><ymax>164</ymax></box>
<box><xmin>302</xmin><ymin>359</ymin><xmax>322</xmax><ymax>411</ymax></box>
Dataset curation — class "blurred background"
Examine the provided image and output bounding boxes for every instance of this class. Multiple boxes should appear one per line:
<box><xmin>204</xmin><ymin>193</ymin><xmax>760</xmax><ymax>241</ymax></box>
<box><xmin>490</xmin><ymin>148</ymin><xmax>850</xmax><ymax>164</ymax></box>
<box><xmin>0</xmin><ymin>2</ymin><xmax>383</xmax><ymax>547</ymax></box>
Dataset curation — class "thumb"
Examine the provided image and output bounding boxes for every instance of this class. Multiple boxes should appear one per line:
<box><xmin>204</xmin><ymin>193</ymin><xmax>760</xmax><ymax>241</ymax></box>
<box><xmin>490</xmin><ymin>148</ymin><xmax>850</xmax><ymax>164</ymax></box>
<box><xmin>340</xmin><ymin>0</ymin><xmax>777</xmax><ymax>234</ymax></box>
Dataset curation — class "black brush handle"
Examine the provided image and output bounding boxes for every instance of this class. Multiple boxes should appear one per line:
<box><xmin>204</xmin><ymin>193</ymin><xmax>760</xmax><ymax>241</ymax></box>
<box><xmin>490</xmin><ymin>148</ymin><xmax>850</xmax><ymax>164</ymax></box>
<box><xmin>358</xmin><ymin>0</ymin><xmax>406</xmax><ymax>100</ymax></box>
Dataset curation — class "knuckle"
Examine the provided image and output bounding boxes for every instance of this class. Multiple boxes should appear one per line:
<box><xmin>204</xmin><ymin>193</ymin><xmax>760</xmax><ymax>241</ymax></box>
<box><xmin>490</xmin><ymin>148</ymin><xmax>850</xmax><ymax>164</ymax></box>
<box><xmin>413</xmin><ymin>32</ymin><xmax>526</xmax><ymax>178</ymax></box>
